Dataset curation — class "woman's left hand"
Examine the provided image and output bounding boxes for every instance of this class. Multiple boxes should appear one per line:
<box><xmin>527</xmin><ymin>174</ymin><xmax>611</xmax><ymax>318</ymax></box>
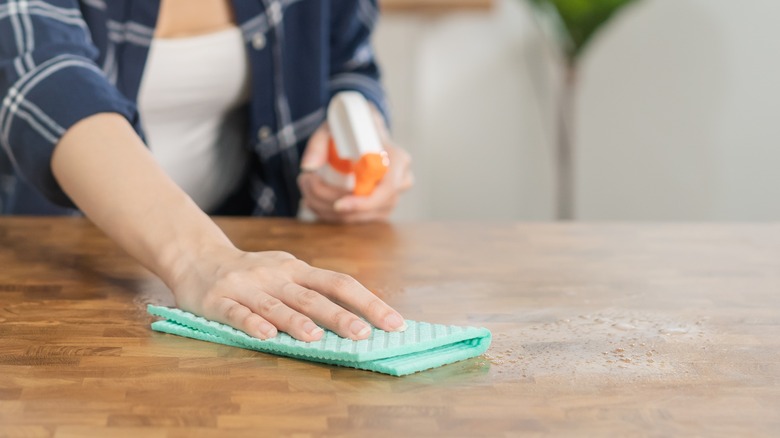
<box><xmin>297</xmin><ymin>111</ymin><xmax>413</xmax><ymax>223</ymax></box>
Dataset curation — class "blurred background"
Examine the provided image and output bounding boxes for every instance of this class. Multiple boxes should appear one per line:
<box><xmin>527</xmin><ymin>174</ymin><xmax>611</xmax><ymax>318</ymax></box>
<box><xmin>377</xmin><ymin>0</ymin><xmax>780</xmax><ymax>221</ymax></box>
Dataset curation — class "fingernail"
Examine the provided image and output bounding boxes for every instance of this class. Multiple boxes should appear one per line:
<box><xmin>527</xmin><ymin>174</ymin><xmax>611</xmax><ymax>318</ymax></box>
<box><xmin>350</xmin><ymin>320</ymin><xmax>371</xmax><ymax>338</ymax></box>
<box><xmin>334</xmin><ymin>199</ymin><xmax>351</xmax><ymax>212</ymax></box>
<box><xmin>304</xmin><ymin>321</ymin><xmax>324</xmax><ymax>337</ymax></box>
<box><xmin>259</xmin><ymin>322</ymin><xmax>277</xmax><ymax>339</ymax></box>
<box><xmin>385</xmin><ymin>313</ymin><xmax>407</xmax><ymax>332</ymax></box>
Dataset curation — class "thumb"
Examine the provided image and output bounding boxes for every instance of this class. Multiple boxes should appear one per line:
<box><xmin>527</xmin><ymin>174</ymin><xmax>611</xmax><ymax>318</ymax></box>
<box><xmin>300</xmin><ymin>124</ymin><xmax>330</xmax><ymax>171</ymax></box>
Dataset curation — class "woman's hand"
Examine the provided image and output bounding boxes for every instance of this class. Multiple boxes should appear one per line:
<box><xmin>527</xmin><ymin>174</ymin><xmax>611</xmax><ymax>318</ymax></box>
<box><xmin>298</xmin><ymin>108</ymin><xmax>414</xmax><ymax>223</ymax></box>
<box><xmin>53</xmin><ymin>115</ymin><xmax>404</xmax><ymax>344</ymax></box>
<box><xmin>169</xmin><ymin>245</ymin><xmax>407</xmax><ymax>342</ymax></box>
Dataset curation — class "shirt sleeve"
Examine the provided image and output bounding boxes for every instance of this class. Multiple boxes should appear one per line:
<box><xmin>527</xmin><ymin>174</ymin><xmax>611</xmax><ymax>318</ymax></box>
<box><xmin>0</xmin><ymin>0</ymin><xmax>138</xmax><ymax>207</ymax></box>
<box><xmin>329</xmin><ymin>0</ymin><xmax>391</xmax><ymax>126</ymax></box>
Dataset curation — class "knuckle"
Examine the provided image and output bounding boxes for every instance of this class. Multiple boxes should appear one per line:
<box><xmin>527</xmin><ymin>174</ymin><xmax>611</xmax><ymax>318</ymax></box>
<box><xmin>311</xmin><ymin>181</ymin><xmax>333</xmax><ymax>200</ymax></box>
<box><xmin>267</xmin><ymin>251</ymin><xmax>295</xmax><ymax>260</ymax></box>
<box><xmin>296</xmin><ymin>288</ymin><xmax>321</xmax><ymax>309</ymax></box>
<box><xmin>200</xmin><ymin>293</ymin><xmax>221</xmax><ymax>311</ymax></box>
<box><xmin>288</xmin><ymin>312</ymin><xmax>306</xmax><ymax>327</ymax></box>
<box><xmin>241</xmin><ymin>313</ymin><xmax>260</xmax><ymax>330</ymax></box>
<box><xmin>364</xmin><ymin>298</ymin><xmax>386</xmax><ymax>317</ymax></box>
<box><xmin>249</xmin><ymin>266</ymin><xmax>273</xmax><ymax>282</ymax></box>
<box><xmin>258</xmin><ymin>296</ymin><xmax>284</xmax><ymax>315</ymax></box>
<box><xmin>222</xmin><ymin>303</ymin><xmax>246</xmax><ymax>322</ymax></box>
<box><xmin>281</xmin><ymin>258</ymin><xmax>307</xmax><ymax>271</ymax></box>
<box><xmin>330</xmin><ymin>310</ymin><xmax>353</xmax><ymax>328</ymax></box>
<box><xmin>222</xmin><ymin>270</ymin><xmax>245</xmax><ymax>287</ymax></box>
<box><xmin>330</xmin><ymin>273</ymin><xmax>357</xmax><ymax>291</ymax></box>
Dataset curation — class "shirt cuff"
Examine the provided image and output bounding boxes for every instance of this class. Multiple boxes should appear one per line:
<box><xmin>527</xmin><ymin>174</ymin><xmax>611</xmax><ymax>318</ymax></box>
<box><xmin>328</xmin><ymin>72</ymin><xmax>391</xmax><ymax>129</ymax></box>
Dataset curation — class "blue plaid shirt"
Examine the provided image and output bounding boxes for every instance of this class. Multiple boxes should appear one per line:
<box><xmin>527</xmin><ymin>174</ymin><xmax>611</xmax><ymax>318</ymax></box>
<box><xmin>0</xmin><ymin>0</ymin><xmax>388</xmax><ymax>215</ymax></box>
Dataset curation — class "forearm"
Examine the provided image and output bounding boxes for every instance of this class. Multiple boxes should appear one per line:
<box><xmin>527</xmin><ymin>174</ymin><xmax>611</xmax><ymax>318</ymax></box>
<box><xmin>50</xmin><ymin>112</ymin><xmax>406</xmax><ymax>342</ymax></box>
<box><xmin>51</xmin><ymin>113</ymin><xmax>233</xmax><ymax>287</ymax></box>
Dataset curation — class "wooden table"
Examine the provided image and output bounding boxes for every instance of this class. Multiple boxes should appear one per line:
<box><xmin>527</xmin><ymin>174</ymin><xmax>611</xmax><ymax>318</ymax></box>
<box><xmin>1</xmin><ymin>218</ymin><xmax>779</xmax><ymax>437</ymax></box>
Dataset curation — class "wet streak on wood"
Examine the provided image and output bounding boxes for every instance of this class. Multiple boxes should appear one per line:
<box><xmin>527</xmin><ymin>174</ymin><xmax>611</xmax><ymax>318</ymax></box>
<box><xmin>1</xmin><ymin>217</ymin><xmax>779</xmax><ymax>436</ymax></box>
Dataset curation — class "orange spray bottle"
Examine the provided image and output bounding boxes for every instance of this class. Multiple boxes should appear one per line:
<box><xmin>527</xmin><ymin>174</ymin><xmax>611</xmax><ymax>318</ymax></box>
<box><xmin>320</xmin><ymin>91</ymin><xmax>389</xmax><ymax>196</ymax></box>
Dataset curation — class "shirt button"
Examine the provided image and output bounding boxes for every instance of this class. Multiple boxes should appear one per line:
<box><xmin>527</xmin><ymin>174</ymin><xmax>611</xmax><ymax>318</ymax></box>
<box><xmin>258</xmin><ymin>126</ymin><xmax>272</xmax><ymax>142</ymax></box>
<box><xmin>268</xmin><ymin>1</ymin><xmax>283</xmax><ymax>25</ymax></box>
<box><xmin>252</xmin><ymin>32</ymin><xmax>266</xmax><ymax>50</ymax></box>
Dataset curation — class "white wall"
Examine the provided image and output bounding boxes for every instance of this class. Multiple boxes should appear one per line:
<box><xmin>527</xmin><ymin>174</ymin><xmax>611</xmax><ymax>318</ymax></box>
<box><xmin>375</xmin><ymin>0</ymin><xmax>780</xmax><ymax>221</ymax></box>
<box><xmin>577</xmin><ymin>0</ymin><xmax>780</xmax><ymax>220</ymax></box>
<box><xmin>375</xmin><ymin>0</ymin><xmax>556</xmax><ymax>221</ymax></box>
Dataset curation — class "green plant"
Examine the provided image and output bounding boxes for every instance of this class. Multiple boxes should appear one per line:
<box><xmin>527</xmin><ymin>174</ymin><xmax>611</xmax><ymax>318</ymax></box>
<box><xmin>529</xmin><ymin>0</ymin><xmax>639</xmax><ymax>63</ymax></box>
<box><xmin>527</xmin><ymin>0</ymin><xmax>639</xmax><ymax>219</ymax></box>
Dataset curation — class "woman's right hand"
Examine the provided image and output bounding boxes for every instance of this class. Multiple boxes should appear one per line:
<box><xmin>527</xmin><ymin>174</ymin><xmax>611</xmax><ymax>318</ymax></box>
<box><xmin>168</xmin><ymin>245</ymin><xmax>407</xmax><ymax>342</ymax></box>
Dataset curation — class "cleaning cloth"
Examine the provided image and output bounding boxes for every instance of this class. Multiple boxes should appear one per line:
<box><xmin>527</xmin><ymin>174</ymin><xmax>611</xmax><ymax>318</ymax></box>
<box><xmin>147</xmin><ymin>305</ymin><xmax>491</xmax><ymax>376</ymax></box>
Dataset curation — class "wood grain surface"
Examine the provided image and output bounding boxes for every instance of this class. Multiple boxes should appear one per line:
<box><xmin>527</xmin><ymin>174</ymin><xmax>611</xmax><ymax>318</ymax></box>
<box><xmin>1</xmin><ymin>217</ymin><xmax>779</xmax><ymax>437</ymax></box>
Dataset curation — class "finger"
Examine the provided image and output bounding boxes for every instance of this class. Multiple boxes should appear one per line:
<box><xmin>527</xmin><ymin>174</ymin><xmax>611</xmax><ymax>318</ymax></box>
<box><xmin>281</xmin><ymin>282</ymin><xmax>373</xmax><ymax>340</ymax></box>
<box><xmin>241</xmin><ymin>291</ymin><xmax>324</xmax><ymax>342</ymax></box>
<box><xmin>205</xmin><ymin>297</ymin><xmax>278</xmax><ymax>340</ymax></box>
<box><xmin>334</xmin><ymin>185</ymin><xmax>396</xmax><ymax>214</ymax></box>
<box><xmin>309</xmin><ymin>172</ymin><xmax>351</xmax><ymax>203</ymax></box>
<box><xmin>300</xmin><ymin>124</ymin><xmax>330</xmax><ymax>171</ymax></box>
<box><xmin>299</xmin><ymin>171</ymin><xmax>350</xmax><ymax>206</ymax></box>
<box><xmin>295</xmin><ymin>267</ymin><xmax>407</xmax><ymax>333</ymax></box>
<box><xmin>300</xmin><ymin>174</ymin><xmax>356</xmax><ymax>222</ymax></box>
<box><xmin>302</xmin><ymin>195</ymin><xmax>332</xmax><ymax>216</ymax></box>
<box><xmin>299</xmin><ymin>182</ymin><xmax>343</xmax><ymax>221</ymax></box>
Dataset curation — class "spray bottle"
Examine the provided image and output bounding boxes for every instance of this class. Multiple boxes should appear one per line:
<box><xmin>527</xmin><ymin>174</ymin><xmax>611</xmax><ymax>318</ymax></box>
<box><xmin>299</xmin><ymin>92</ymin><xmax>389</xmax><ymax>220</ymax></box>
<box><xmin>320</xmin><ymin>91</ymin><xmax>389</xmax><ymax>195</ymax></box>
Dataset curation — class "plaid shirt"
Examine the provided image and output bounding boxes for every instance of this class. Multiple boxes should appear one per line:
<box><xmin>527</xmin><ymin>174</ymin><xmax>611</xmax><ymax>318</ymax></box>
<box><xmin>0</xmin><ymin>0</ymin><xmax>388</xmax><ymax>215</ymax></box>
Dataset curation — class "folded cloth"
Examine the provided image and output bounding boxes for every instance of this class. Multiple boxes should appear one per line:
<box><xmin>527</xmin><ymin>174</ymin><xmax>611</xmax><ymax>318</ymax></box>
<box><xmin>147</xmin><ymin>305</ymin><xmax>491</xmax><ymax>376</ymax></box>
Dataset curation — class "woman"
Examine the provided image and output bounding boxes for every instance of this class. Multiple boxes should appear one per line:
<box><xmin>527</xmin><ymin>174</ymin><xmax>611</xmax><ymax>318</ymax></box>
<box><xmin>0</xmin><ymin>0</ymin><xmax>413</xmax><ymax>341</ymax></box>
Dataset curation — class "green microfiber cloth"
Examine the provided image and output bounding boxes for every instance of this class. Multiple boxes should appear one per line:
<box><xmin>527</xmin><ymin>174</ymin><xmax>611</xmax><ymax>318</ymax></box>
<box><xmin>147</xmin><ymin>305</ymin><xmax>491</xmax><ymax>376</ymax></box>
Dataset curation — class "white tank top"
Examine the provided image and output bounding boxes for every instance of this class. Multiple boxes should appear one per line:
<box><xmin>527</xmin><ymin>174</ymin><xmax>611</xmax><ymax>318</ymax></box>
<box><xmin>137</xmin><ymin>26</ymin><xmax>251</xmax><ymax>213</ymax></box>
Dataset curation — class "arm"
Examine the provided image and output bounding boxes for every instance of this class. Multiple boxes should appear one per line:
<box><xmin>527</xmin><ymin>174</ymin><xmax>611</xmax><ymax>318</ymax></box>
<box><xmin>0</xmin><ymin>0</ymin><xmax>137</xmax><ymax>206</ymax></box>
<box><xmin>52</xmin><ymin>115</ymin><xmax>408</xmax><ymax>341</ymax></box>
<box><xmin>328</xmin><ymin>0</ymin><xmax>389</xmax><ymax>122</ymax></box>
<box><xmin>2</xmin><ymin>1</ymin><xmax>405</xmax><ymax>340</ymax></box>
